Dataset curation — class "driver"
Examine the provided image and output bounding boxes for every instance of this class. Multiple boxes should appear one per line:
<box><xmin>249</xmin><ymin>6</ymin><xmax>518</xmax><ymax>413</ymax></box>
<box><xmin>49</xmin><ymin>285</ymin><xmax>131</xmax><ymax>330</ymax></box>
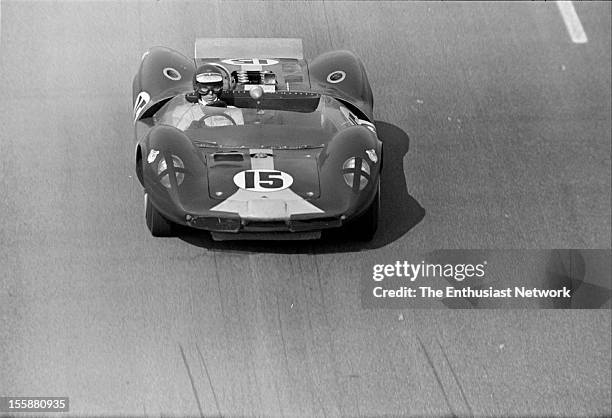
<box><xmin>175</xmin><ymin>64</ymin><xmax>244</xmax><ymax>129</ymax></box>
<box><xmin>193</xmin><ymin>64</ymin><xmax>227</xmax><ymax>107</ymax></box>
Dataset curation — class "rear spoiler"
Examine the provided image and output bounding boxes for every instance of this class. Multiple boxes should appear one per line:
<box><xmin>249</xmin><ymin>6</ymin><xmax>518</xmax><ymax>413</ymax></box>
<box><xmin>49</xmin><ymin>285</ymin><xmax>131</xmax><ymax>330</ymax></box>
<box><xmin>194</xmin><ymin>38</ymin><xmax>303</xmax><ymax>60</ymax></box>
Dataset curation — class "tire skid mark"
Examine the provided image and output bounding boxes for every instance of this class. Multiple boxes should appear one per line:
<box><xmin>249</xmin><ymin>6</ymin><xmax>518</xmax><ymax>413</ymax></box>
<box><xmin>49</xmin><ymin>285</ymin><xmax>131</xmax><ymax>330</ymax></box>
<box><xmin>312</xmin><ymin>255</ymin><xmax>345</xmax><ymax>416</ymax></box>
<box><xmin>436</xmin><ymin>337</ymin><xmax>474</xmax><ymax>417</ymax></box>
<box><xmin>289</xmin><ymin>256</ymin><xmax>325</xmax><ymax>416</ymax></box>
<box><xmin>212</xmin><ymin>251</ymin><xmax>226</xmax><ymax>318</ymax></box>
<box><xmin>188</xmin><ymin>272</ymin><xmax>197</xmax><ymax>321</ymax></box>
<box><xmin>266</xmin><ymin>259</ymin><xmax>292</xmax><ymax>417</ymax></box>
<box><xmin>416</xmin><ymin>335</ymin><xmax>457</xmax><ymax>418</ymax></box>
<box><xmin>178</xmin><ymin>344</ymin><xmax>205</xmax><ymax>418</ymax></box>
<box><xmin>321</xmin><ymin>0</ymin><xmax>336</xmax><ymax>50</ymax></box>
<box><xmin>195</xmin><ymin>343</ymin><xmax>223</xmax><ymax>418</ymax></box>
<box><xmin>228</xmin><ymin>260</ymin><xmax>253</xmax><ymax>413</ymax></box>
<box><xmin>273</xmin><ymin>381</ymin><xmax>286</xmax><ymax>418</ymax></box>
<box><xmin>245</xmin><ymin>264</ymin><xmax>284</xmax><ymax>417</ymax></box>
<box><xmin>291</xmin><ymin>256</ymin><xmax>328</xmax><ymax>417</ymax></box>
<box><xmin>479</xmin><ymin>363</ymin><xmax>500</xmax><ymax>414</ymax></box>
<box><xmin>345</xmin><ymin>360</ymin><xmax>362</xmax><ymax>418</ymax></box>
<box><xmin>275</xmin><ymin>292</ymin><xmax>291</xmax><ymax>372</ymax></box>
<box><xmin>211</xmin><ymin>252</ymin><xmax>242</xmax><ymax>408</ymax></box>
<box><xmin>244</xmin><ymin>255</ymin><xmax>265</xmax><ymax>410</ymax></box>
<box><xmin>272</xmin><ymin>292</ymin><xmax>288</xmax><ymax>417</ymax></box>
<box><xmin>263</xmin><ymin>347</ymin><xmax>286</xmax><ymax>418</ymax></box>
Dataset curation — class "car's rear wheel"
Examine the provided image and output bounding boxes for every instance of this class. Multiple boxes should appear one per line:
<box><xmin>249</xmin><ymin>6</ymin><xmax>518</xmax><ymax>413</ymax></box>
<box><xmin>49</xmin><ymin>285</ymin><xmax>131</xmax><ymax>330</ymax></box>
<box><xmin>144</xmin><ymin>193</ymin><xmax>174</xmax><ymax>237</ymax></box>
<box><xmin>353</xmin><ymin>181</ymin><xmax>380</xmax><ymax>241</ymax></box>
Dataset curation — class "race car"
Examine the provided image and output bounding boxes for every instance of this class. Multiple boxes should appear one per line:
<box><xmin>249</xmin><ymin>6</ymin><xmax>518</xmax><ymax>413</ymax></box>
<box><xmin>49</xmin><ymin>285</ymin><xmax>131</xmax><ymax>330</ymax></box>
<box><xmin>132</xmin><ymin>38</ymin><xmax>382</xmax><ymax>240</ymax></box>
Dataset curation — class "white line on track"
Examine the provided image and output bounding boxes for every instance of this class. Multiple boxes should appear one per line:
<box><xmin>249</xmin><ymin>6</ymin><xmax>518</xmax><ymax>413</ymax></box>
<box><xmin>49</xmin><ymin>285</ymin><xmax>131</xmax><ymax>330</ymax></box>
<box><xmin>556</xmin><ymin>1</ymin><xmax>588</xmax><ymax>44</ymax></box>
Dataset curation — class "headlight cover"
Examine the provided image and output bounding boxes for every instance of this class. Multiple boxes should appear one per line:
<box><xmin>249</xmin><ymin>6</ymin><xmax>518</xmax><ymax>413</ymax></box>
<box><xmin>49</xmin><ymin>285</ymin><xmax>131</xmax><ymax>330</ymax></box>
<box><xmin>158</xmin><ymin>154</ymin><xmax>185</xmax><ymax>188</ymax></box>
<box><xmin>342</xmin><ymin>157</ymin><xmax>370</xmax><ymax>191</ymax></box>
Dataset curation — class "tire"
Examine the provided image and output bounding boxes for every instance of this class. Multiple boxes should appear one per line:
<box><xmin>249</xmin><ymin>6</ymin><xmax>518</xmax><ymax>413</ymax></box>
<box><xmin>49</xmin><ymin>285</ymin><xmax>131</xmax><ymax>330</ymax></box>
<box><xmin>144</xmin><ymin>193</ymin><xmax>174</xmax><ymax>237</ymax></box>
<box><xmin>353</xmin><ymin>181</ymin><xmax>380</xmax><ymax>241</ymax></box>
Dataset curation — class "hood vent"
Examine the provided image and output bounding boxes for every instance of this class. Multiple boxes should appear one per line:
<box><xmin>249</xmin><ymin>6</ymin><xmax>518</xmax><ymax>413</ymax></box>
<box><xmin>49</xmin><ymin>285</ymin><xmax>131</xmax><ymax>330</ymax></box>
<box><xmin>213</xmin><ymin>152</ymin><xmax>244</xmax><ymax>162</ymax></box>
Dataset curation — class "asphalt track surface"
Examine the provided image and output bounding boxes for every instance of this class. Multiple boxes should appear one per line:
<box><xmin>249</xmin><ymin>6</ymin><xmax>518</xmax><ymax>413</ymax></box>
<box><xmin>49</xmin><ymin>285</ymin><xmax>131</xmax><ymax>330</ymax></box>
<box><xmin>1</xmin><ymin>1</ymin><xmax>610</xmax><ymax>417</ymax></box>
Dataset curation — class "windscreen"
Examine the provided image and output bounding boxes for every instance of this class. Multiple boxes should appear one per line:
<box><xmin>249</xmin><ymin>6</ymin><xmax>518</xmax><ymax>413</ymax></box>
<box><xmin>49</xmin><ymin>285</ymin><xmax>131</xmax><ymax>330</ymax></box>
<box><xmin>154</xmin><ymin>94</ymin><xmax>355</xmax><ymax>148</ymax></box>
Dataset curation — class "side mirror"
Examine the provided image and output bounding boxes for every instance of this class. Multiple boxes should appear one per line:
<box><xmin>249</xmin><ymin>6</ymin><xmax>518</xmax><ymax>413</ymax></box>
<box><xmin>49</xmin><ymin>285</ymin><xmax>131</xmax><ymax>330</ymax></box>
<box><xmin>185</xmin><ymin>92</ymin><xmax>199</xmax><ymax>103</ymax></box>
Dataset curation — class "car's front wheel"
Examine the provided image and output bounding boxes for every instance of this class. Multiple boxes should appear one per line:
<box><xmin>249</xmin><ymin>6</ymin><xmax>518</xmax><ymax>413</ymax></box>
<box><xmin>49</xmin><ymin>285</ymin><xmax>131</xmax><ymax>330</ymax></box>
<box><xmin>144</xmin><ymin>193</ymin><xmax>174</xmax><ymax>237</ymax></box>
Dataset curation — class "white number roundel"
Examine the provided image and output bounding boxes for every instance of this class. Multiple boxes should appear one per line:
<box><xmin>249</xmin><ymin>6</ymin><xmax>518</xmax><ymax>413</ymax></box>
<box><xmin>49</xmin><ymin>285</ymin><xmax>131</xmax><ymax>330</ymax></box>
<box><xmin>222</xmin><ymin>58</ymin><xmax>279</xmax><ymax>66</ymax></box>
<box><xmin>233</xmin><ymin>170</ymin><xmax>293</xmax><ymax>192</ymax></box>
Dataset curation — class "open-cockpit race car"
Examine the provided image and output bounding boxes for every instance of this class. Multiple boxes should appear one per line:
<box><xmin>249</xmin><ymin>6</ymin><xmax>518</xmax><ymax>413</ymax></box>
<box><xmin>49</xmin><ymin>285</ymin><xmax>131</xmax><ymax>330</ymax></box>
<box><xmin>132</xmin><ymin>38</ymin><xmax>382</xmax><ymax>240</ymax></box>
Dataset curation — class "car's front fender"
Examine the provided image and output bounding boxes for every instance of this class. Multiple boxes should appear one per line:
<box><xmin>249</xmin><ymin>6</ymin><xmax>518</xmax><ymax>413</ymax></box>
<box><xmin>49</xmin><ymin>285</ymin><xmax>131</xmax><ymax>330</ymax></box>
<box><xmin>317</xmin><ymin>125</ymin><xmax>382</xmax><ymax>219</ymax></box>
<box><xmin>141</xmin><ymin>125</ymin><xmax>211</xmax><ymax>222</ymax></box>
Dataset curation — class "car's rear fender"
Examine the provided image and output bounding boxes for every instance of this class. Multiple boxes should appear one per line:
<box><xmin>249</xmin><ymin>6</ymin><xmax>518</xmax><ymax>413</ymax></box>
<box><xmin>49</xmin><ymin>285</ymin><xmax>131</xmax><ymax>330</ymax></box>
<box><xmin>308</xmin><ymin>50</ymin><xmax>374</xmax><ymax>121</ymax></box>
<box><xmin>132</xmin><ymin>47</ymin><xmax>195</xmax><ymax>123</ymax></box>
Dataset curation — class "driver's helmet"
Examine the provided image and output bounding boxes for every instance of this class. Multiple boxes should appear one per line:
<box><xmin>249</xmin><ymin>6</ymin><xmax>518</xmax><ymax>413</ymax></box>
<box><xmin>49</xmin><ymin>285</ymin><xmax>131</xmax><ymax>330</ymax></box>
<box><xmin>193</xmin><ymin>64</ymin><xmax>224</xmax><ymax>104</ymax></box>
